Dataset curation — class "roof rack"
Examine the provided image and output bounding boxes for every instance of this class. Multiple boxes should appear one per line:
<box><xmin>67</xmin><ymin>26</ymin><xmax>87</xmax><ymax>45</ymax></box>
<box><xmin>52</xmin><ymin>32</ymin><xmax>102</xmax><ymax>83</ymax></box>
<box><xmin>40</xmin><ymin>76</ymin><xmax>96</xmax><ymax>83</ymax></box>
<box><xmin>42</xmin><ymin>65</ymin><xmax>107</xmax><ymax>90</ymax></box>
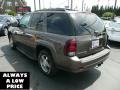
<box><xmin>35</xmin><ymin>8</ymin><xmax>77</xmax><ymax>12</ymax></box>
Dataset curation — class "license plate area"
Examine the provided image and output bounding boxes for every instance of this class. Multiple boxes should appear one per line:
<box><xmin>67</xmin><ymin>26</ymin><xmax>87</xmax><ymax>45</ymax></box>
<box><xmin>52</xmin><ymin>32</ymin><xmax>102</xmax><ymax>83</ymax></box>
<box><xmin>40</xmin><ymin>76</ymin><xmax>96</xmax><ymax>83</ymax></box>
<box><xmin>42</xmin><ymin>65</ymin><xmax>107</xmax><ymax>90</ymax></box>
<box><xmin>92</xmin><ymin>39</ymin><xmax>99</xmax><ymax>49</ymax></box>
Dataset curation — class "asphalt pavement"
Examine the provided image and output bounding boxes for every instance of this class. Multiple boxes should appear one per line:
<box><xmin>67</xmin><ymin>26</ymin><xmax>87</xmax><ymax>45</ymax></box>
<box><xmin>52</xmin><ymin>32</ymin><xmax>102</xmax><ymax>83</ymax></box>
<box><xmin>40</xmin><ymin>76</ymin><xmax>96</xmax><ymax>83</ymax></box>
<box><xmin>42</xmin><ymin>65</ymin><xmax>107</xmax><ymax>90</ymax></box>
<box><xmin>0</xmin><ymin>36</ymin><xmax>120</xmax><ymax>90</ymax></box>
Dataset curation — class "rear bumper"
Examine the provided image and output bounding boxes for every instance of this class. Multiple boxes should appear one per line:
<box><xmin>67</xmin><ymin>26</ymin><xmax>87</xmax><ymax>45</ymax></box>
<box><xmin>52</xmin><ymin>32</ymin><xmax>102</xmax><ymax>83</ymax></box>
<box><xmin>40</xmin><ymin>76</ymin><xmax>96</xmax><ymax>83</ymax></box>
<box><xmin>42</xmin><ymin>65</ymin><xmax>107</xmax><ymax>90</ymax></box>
<box><xmin>59</xmin><ymin>46</ymin><xmax>110</xmax><ymax>73</ymax></box>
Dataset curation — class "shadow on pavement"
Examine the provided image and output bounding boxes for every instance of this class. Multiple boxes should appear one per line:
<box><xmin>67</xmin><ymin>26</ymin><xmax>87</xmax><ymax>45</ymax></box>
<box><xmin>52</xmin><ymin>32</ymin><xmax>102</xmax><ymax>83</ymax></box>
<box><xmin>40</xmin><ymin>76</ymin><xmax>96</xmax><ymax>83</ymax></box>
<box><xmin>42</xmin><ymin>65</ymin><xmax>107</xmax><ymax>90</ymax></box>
<box><xmin>108</xmin><ymin>41</ymin><xmax>120</xmax><ymax>49</ymax></box>
<box><xmin>1</xmin><ymin>45</ymin><xmax>101</xmax><ymax>90</ymax></box>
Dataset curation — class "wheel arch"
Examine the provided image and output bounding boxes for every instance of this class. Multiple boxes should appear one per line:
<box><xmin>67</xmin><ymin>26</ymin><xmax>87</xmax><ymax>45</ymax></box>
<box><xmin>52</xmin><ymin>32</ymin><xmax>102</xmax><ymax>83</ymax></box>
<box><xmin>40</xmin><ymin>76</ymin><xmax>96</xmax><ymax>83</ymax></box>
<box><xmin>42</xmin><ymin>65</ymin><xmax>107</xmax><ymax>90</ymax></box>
<box><xmin>36</xmin><ymin>43</ymin><xmax>57</xmax><ymax>62</ymax></box>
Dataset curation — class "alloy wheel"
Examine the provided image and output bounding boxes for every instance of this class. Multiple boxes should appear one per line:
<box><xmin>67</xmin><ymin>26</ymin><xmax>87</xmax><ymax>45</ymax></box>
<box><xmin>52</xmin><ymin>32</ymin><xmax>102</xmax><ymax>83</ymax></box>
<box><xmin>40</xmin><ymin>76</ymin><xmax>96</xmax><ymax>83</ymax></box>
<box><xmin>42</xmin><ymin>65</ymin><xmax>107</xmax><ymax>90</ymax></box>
<box><xmin>39</xmin><ymin>54</ymin><xmax>51</xmax><ymax>74</ymax></box>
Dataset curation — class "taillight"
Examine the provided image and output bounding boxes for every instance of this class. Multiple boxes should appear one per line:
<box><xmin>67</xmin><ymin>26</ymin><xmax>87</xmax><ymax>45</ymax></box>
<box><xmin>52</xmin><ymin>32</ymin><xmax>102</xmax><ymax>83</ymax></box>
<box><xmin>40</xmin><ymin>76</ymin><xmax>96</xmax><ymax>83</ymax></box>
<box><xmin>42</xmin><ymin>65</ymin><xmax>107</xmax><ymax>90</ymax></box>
<box><xmin>64</xmin><ymin>39</ymin><xmax>77</xmax><ymax>57</ymax></box>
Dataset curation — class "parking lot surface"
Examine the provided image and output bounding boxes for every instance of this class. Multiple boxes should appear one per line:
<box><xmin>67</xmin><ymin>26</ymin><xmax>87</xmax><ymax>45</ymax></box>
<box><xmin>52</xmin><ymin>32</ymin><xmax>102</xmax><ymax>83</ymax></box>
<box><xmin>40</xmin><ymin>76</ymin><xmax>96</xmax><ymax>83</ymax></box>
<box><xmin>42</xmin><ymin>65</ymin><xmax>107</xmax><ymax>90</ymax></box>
<box><xmin>0</xmin><ymin>36</ymin><xmax>120</xmax><ymax>90</ymax></box>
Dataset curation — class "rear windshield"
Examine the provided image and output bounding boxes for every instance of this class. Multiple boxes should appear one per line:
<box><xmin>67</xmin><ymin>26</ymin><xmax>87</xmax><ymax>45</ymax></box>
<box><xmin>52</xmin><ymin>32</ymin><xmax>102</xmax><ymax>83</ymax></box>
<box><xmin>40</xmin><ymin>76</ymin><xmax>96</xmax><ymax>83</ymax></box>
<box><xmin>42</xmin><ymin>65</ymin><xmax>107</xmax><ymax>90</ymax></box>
<box><xmin>70</xmin><ymin>13</ymin><xmax>105</xmax><ymax>35</ymax></box>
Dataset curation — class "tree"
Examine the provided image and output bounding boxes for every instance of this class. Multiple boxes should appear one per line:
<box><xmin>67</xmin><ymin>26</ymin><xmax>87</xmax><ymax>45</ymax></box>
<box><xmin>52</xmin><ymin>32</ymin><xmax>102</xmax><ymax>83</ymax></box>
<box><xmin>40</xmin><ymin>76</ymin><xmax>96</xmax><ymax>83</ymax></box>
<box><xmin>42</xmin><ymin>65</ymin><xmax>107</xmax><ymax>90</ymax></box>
<box><xmin>91</xmin><ymin>5</ymin><xmax>99</xmax><ymax>16</ymax></box>
<box><xmin>91</xmin><ymin>5</ymin><xmax>120</xmax><ymax>17</ymax></box>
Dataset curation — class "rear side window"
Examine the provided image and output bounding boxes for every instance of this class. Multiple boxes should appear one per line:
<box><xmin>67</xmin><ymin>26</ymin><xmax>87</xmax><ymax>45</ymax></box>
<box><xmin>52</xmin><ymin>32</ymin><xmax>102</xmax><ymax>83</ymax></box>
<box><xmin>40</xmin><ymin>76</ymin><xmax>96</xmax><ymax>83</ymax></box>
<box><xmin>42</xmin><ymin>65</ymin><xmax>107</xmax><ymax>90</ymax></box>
<box><xmin>30</xmin><ymin>13</ymin><xmax>41</xmax><ymax>27</ymax></box>
<box><xmin>47</xmin><ymin>13</ymin><xmax>75</xmax><ymax>36</ymax></box>
<box><xmin>30</xmin><ymin>13</ymin><xmax>45</xmax><ymax>32</ymax></box>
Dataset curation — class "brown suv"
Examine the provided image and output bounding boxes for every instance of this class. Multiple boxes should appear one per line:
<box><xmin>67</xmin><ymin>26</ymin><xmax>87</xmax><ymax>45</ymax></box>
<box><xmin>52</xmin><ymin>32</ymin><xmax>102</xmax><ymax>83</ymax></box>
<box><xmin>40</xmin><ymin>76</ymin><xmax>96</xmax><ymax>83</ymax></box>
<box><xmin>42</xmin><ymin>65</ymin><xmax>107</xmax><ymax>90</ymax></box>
<box><xmin>8</xmin><ymin>8</ymin><xmax>110</xmax><ymax>76</ymax></box>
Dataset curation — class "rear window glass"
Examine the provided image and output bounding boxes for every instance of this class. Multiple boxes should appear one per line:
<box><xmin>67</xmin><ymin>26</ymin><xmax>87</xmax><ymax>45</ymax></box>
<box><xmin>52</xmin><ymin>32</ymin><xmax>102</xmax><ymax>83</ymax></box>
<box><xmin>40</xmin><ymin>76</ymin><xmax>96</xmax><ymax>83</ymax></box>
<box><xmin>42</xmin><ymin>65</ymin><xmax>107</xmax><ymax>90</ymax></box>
<box><xmin>70</xmin><ymin>13</ymin><xmax>105</xmax><ymax>35</ymax></box>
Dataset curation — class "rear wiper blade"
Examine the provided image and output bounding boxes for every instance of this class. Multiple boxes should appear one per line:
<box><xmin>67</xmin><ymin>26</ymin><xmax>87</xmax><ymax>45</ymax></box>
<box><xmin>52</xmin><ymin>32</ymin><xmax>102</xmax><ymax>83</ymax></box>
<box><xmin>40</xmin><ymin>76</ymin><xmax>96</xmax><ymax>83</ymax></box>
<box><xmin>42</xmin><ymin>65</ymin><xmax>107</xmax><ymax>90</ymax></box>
<box><xmin>79</xmin><ymin>25</ymin><xmax>91</xmax><ymax>34</ymax></box>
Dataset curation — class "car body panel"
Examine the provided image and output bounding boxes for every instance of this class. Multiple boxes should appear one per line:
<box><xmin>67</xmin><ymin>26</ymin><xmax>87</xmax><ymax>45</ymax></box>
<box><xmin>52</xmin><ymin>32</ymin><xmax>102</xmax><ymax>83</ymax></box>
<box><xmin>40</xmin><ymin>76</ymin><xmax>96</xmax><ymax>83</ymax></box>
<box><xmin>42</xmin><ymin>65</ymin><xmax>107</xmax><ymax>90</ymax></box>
<box><xmin>105</xmin><ymin>21</ymin><xmax>120</xmax><ymax>42</ymax></box>
<box><xmin>0</xmin><ymin>15</ymin><xmax>18</xmax><ymax>36</ymax></box>
<box><xmin>57</xmin><ymin>48</ymin><xmax>110</xmax><ymax>73</ymax></box>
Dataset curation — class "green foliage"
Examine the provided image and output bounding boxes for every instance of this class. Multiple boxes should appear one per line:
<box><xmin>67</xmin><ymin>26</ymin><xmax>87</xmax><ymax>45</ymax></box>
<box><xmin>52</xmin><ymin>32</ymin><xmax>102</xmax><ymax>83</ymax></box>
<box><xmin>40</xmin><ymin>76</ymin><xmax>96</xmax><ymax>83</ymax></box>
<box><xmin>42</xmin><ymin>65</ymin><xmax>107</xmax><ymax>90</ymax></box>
<box><xmin>5</xmin><ymin>11</ymin><xmax>16</xmax><ymax>16</ymax></box>
<box><xmin>91</xmin><ymin>5</ymin><xmax>120</xmax><ymax>17</ymax></box>
<box><xmin>102</xmin><ymin>12</ymin><xmax>114</xmax><ymax>17</ymax></box>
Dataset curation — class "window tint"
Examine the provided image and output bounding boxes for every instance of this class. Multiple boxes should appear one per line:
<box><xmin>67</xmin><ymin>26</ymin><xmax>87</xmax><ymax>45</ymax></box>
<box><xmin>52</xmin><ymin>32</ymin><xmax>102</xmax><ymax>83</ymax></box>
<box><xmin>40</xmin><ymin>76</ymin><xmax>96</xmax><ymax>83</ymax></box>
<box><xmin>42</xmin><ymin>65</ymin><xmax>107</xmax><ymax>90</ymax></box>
<box><xmin>30</xmin><ymin>13</ymin><xmax>41</xmax><ymax>27</ymax></box>
<box><xmin>30</xmin><ymin>13</ymin><xmax>45</xmax><ymax>32</ymax></box>
<box><xmin>76</xmin><ymin>25</ymin><xmax>90</xmax><ymax>35</ymax></box>
<box><xmin>47</xmin><ymin>13</ymin><xmax>75</xmax><ymax>36</ymax></box>
<box><xmin>20</xmin><ymin>14</ymin><xmax>31</xmax><ymax>27</ymax></box>
<box><xmin>71</xmin><ymin>13</ymin><xmax>105</xmax><ymax>35</ymax></box>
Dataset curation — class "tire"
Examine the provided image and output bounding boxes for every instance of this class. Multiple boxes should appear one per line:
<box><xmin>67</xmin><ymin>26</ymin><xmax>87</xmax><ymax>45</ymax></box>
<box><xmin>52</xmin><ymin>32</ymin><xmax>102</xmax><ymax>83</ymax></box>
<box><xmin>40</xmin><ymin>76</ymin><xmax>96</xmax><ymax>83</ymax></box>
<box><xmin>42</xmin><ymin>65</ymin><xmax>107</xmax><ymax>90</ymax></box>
<box><xmin>3</xmin><ymin>28</ymin><xmax>8</xmax><ymax>36</ymax></box>
<box><xmin>9</xmin><ymin>36</ymin><xmax>16</xmax><ymax>49</ymax></box>
<box><xmin>38</xmin><ymin>50</ymin><xmax>57</xmax><ymax>76</ymax></box>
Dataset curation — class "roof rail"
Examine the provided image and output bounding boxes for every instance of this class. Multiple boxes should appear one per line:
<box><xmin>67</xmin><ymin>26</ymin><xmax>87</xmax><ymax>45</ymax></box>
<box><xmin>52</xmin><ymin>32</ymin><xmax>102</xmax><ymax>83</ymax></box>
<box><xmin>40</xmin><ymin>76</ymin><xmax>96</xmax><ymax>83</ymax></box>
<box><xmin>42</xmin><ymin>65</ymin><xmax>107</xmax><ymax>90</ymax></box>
<box><xmin>35</xmin><ymin>8</ymin><xmax>75</xmax><ymax>12</ymax></box>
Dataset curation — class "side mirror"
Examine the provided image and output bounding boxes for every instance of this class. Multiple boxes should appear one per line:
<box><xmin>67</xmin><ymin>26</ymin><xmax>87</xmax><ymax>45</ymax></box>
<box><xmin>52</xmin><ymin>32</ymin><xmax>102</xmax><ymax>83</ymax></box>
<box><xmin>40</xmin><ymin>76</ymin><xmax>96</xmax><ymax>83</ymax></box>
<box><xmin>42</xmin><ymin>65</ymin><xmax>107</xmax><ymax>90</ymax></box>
<box><xmin>19</xmin><ymin>24</ymin><xmax>27</xmax><ymax>28</ymax></box>
<box><xmin>15</xmin><ymin>22</ymin><xmax>19</xmax><ymax>27</ymax></box>
<box><xmin>10</xmin><ymin>21</ymin><xmax>19</xmax><ymax>27</ymax></box>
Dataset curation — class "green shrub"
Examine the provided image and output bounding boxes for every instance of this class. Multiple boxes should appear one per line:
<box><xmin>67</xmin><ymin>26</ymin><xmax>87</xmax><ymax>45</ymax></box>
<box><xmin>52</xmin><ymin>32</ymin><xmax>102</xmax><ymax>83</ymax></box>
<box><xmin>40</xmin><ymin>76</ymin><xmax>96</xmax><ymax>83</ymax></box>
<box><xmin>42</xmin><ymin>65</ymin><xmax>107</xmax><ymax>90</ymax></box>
<box><xmin>102</xmin><ymin>12</ymin><xmax>115</xmax><ymax>17</ymax></box>
<box><xmin>8</xmin><ymin>11</ymin><xmax>16</xmax><ymax>16</ymax></box>
<box><xmin>5</xmin><ymin>10</ymin><xmax>16</xmax><ymax>16</ymax></box>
